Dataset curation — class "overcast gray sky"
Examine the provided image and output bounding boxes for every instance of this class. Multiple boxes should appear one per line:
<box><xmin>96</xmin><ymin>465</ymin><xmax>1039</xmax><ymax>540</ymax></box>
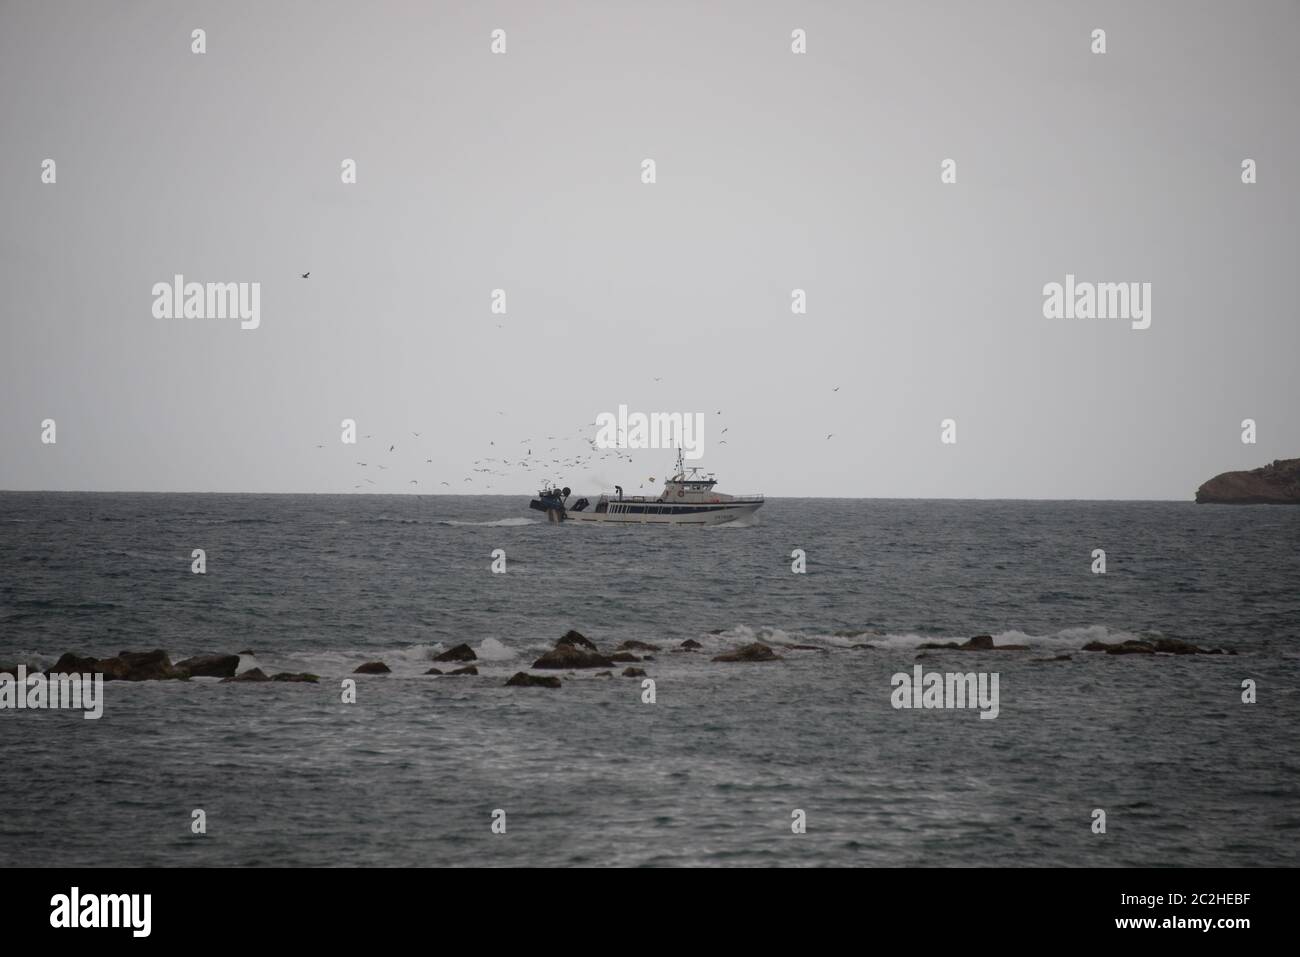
<box><xmin>2</xmin><ymin>0</ymin><xmax>1297</xmax><ymax>499</ymax></box>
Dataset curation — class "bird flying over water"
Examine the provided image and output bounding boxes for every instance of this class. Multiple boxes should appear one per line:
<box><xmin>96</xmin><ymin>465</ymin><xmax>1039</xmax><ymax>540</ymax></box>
<box><xmin>301</xmin><ymin>272</ymin><xmax>310</xmax><ymax>279</ymax></box>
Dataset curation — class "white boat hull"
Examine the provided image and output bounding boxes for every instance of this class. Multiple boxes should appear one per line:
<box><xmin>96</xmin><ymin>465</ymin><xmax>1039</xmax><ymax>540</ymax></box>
<box><xmin>560</xmin><ymin>501</ymin><xmax>762</xmax><ymax>525</ymax></box>
<box><xmin>530</xmin><ymin>453</ymin><xmax>762</xmax><ymax>526</ymax></box>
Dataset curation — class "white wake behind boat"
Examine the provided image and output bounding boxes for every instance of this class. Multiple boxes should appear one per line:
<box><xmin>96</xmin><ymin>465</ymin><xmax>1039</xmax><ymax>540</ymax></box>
<box><xmin>528</xmin><ymin>451</ymin><xmax>763</xmax><ymax>525</ymax></box>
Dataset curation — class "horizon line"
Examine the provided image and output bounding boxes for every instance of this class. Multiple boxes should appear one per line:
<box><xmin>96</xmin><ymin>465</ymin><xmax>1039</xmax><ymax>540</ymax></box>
<box><xmin>0</xmin><ymin>488</ymin><xmax>1202</xmax><ymax>503</ymax></box>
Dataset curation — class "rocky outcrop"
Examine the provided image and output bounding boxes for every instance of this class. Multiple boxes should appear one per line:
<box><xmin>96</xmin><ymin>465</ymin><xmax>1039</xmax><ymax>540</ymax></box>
<box><xmin>533</xmin><ymin>632</ymin><xmax>613</xmax><ymax>669</ymax></box>
<box><xmin>47</xmin><ymin>653</ymin><xmax>99</xmax><ymax>674</ymax></box>
<box><xmin>175</xmin><ymin>654</ymin><xmax>240</xmax><ymax>678</ymax></box>
<box><xmin>712</xmin><ymin>642</ymin><xmax>781</xmax><ymax>663</ymax></box>
<box><xmin>48</xmin><ymin>649</ymin><xmax>187</xmax><ymax>681</ymax></box>
<box><xmin>616</xmin><ymin>640</ymin><xmax>660</xmax><ymax>652</ymax></box>
<box><xmin>608</xmin><ymin>652</ymin><xmax>640</xmax><ymax>663</ymax></box>
<box><xmin>42</xmin><ymin>650</ymin><xmax>315</xmax><ymax>682</ymax></box>
<box><xmin>532</xmin><ymin>644</ymin><xmax>614</xmax><ymax>669</ymax></box>
<box><xmin>622</xmin><ymin>667</ymin><xmax>647</xmax><ymax>678</ymax></box>
<box><xmin>433</xmin><ymin>643</ymin><xmax>477</xmax><ymax>663</ymax></box>
<box><xmin>1197</xmin><ymin>458</ymin><xmax>1300</xmax><ymax>504</ymax></box>
<box><xmin>557</xmin><ymin>630</ymin><xmax>599</xmax><ymax>652</ymax></box>
<box><xmin>446</xmin><ymin>665</ymin><xmax>478</xmax><ymax>676</ymax></box>
<box><xmin>424</xmin><ymin>667</ymin><xmax>444</xmax><ymax>676</ymax></box>
<box><xmin>680</xmin><ymin>639</ymin><xmax>702</xmax><ymax>650</ymax></box>
<box><xmin>1082</xmin><ymin>638</ymin><xmax>1233</xmax><ymax>655</ymax></box>
<box><xmin>506</xmin><ymin>672</ymin><xmax>562</xmax><ymax>688</ymax></box>
<box><xmin>917</xmin><ymin>635</ymin><xmax>1028</xmax><ymax>651</ymax></box>
<box><xmin>221</xmin><ymin>668</ymin><xmax>270</xmax><ymax>683</ymax></box>
<box><xmin>354</xmin><ymin>661</ymin><xmax>391</xmax><ymax>674</ymax></box>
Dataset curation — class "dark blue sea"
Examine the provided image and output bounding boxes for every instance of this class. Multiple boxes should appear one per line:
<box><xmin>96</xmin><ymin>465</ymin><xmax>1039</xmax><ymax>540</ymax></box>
<box><xmin>1</xmin><ymin>492</ymin><xmax>1297</xmax><ymax>866</ymax></box>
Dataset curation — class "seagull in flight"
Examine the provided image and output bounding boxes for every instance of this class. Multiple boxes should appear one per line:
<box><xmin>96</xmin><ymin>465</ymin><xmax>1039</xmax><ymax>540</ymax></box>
<box><xmin>826</xmin><ymin>433</ymin><xmax>834</xmax><ymax>440</ymax></box>
<box><xmin>300</xmin><ymin>272</ymin><xmax>310</xmax><ymax>279</ymax></box>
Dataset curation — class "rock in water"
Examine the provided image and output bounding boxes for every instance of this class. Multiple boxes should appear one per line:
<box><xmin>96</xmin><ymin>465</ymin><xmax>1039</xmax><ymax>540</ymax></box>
<box><xmin>221</xmin><ymin>668</ymin><xmax>270</xmax><ymax>683</ymax></box>
<box><xmin>1083</xmin><ymin>637</ymin><xmax>1231</xmax><ymax>656</ymax></box>
<box><xmin>919</xmin><ymin>636</ymin><xmax>1029</xmax><ymax>651</ymax></box>
<box><xmin>680</xmin><ymin>639</ymin><xmax>703</xmax><ymax>650</ymax></box>
<box><xmin>175</xmin><ymin>654</ymin><xmax>240</xmax><ymax>678</ymax></box>
<box><xmin>1152</xmin><ymin>638</ymin><xmax>1207</xmax><ymax>655</ymax></box>
<box><xmin>1196</xmin><ymin>457</ymin><xmax>1300</xmax><ymax>504</ymax></box>
<box><xmin>616</xmin><ymin>640</ymin><xmax>660</xmax><ymax>652</ymax></box>
<box><xmin>532</xmin><ymin>645</ymin><xmax>614</xmax><ymax>669</ymax></box>
<box><xmin>424</xmin><ymin>668</ymin><xmax>444</xmax><ymax>676</ymax></box>
<box><xmin>556</xmin><ymin>630</ymin><xmax>599</xmax><ymax>652</ymax></box>
<box><xmin>433</xmin><ymin>643</ymin><xmax>477</xmax><ymax>663</ymax></box>
<box><xmin>47</xmin><ymin>653</ymin><xmax>100</xmax><ymax>674</ymax></box>
<box><xmin>506</xmin><ymin>672</ymin><xmax>562</xmax><ymax>688</ymax></box>
<box><xmin>106</xmin><ymin>650</ymin><xmax>187</xmax><ymax>681</ymax></box>
<box><xmin>622</xmin><ymin>667</ymin><xmax>647</xmax><ymax>678</ymax></box>
<box><xmin>608</xmin><ymin>652</ymin><xmax>640</xmax><ymax>662</ymax></box>
<box><xmin>46</xmin><ymin>650</ymin><xmax>187</xmax><ymax>681</ymax></box>
<box><xmin>446</xmin><ymin>665</ymin><xmax>478</xmax><ymax>676</ymax></box>
<box><xmin>354</xmin><ymin>661</ymin><xmax>391</xmax><ymax>674</ymax></box>
<box><xmin>712</xmin><ymin>642</ymin><xmax>781</xmax><ymax>663</ymax></box>
<box><xmin>270</xmin><ymin>672</ymin><xmax>319</xmax><ymax>682</ymax></box>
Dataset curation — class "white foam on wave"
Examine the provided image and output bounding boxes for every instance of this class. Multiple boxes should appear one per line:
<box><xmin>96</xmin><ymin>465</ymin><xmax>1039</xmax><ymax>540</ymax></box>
<box><xmin>702</xmin><ymin>623</ymin><xmax>1150</xmax><ymax>651</ymax></box>
<box><xmin>824</xmin><ymin>623</ymin><xmax>1144</xmax><ymax>650</ymax></box>
<box><xmin>474</xmin><ymin>637</ymin><xmax>516</xmax><ymax>661</ymax></box>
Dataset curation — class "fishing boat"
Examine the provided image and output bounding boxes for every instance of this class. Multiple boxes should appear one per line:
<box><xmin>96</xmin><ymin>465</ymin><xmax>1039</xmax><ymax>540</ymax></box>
<box><xmin>528</xmin><ymin>451</ymin><xmax>763</xmax><ymax>525</ymax></box>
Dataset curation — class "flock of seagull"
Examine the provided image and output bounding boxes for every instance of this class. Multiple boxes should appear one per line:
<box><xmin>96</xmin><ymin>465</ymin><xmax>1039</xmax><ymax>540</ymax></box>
<box><xmin>299</xmin><ymin>272</ymin><xmax>842</xmax><ymax>494</ymax></box>
<box><xmin>331</xmin><ymin>419</ymin><xmax>656</xmax><ymax>495</ymax></box>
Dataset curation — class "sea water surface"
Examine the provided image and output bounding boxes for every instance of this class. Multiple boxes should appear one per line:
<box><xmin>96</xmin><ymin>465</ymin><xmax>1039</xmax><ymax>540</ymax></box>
<box><xmin>1</xmin><ymin>492</ymin><xmax>1297</xmax><ymax>866</ymax></box>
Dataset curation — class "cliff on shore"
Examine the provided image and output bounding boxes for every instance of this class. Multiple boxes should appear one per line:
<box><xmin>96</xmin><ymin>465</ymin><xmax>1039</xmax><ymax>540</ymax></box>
<box><xmin>1196</xmin><ymin>457</ymin><xmax>1300</xmax><ymax>504</ymax></box>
